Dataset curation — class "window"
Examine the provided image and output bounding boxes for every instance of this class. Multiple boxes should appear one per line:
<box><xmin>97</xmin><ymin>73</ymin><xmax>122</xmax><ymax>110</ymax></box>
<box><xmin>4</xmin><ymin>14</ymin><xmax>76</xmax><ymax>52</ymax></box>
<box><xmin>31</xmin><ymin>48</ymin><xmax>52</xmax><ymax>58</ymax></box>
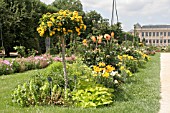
<box><xmin>142</xmin><ymin>32</ymin><xmax>144</xmax><ymax>37</ymax></box>
<box><xmin>146</xmin><ymin>32</ymin><xmax>148</xmax><ymax>36</ymax></box>
<box><xmin>168</xmin><ymin>32</ymin><xmax>170</xmax><ymax>36</ymax></box>
<box><xmin>153</xmin><ymin>40</ymin><xmax>155</xmax><ymax>43</ymax></box>
<box><xmin>164</xmin><ymin>32</ymin><xmax>166</xmax><ymax>36</ymax></box>
<box><xmin>149</xmin><ymin>40</ymin><xmax>151</xmax><ymax>43</ymax></box>
<box><xmin>157</xmin><ymin>32</ymin><xmax>159</xmax><ymax>36</ymax></box>
<box><xmin>160</xmin><ymin>40</ymin><xmax>162</xmax><ymax>43</ymax></box>
<box><xmin>149</xmin><ymin>32</ymin><xmax>151</xmax><ymax>36</ymax></box>
<box><xmin>168</xmin><ymin>39</ymin><xmax>170</xmax><ymax>43</ymax></box>
<box><xmin>160</xmin><ymin>32</ymin><xmax>163</xmax><ymax>36</ymax></box>
<box><xmin>146</xmin><ymin>40</ymin><xmax>148</xmax><ymax>43</ymax></box>
<box><xmin>157</xmin><ymin>39</ymin><xmax>159</xmax><ymax>43</ymax></box>
<box><xmin>164</xmin><ymin>40</ymin><xmax>166</xmax><ymax>43</ymax></box>
<box><xmin>153</xmin><ymin>32</ymin><xmax>155</xmax><ymax>36</ymax></box>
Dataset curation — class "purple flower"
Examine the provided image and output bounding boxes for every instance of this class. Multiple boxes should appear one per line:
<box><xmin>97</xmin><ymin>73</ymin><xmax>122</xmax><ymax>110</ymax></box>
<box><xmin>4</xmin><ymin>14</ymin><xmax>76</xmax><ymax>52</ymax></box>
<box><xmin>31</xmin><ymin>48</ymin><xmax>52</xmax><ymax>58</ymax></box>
<box><xmin>2</xmin><ymin>60</ymin><xmax>11</xmax><ymax>66</ymax></box>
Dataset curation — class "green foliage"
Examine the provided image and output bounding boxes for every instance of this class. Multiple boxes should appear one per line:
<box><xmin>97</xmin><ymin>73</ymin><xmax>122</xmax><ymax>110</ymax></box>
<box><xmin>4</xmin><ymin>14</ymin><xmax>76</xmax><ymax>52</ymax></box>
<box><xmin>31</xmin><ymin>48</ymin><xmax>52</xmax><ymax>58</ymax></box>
<box><xmin>13</xmin><ymin>46</ymin><xmax>26</xmax><ymax>57</ymax></box>
<box><xmin>12</xmin><ymin>73</ymin><xmax>64</xmax><ymax>107</ymax></box>
<box><xmin>52</xmin><ymin>0</ymin><xmax>83</xmax><ymax>12</ymax></box>
<box><xmin>27</xmin><ymin>48</ymin><xmax>38</xmax><ymax>57</ymax></box>
<box><xmin>72</xmin><ymin>86</ymin><xmax>114</xmax><ymax>108</ymax></box>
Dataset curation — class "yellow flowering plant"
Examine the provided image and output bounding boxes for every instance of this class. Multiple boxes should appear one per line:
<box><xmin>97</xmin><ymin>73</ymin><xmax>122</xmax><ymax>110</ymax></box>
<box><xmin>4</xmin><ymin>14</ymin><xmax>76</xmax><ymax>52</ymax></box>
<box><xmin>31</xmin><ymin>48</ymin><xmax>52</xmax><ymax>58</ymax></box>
<box><xmin>37</xmin><ymin>10</ymin><xmax>86</xmax><ymax>99</ymax></box>
<box><xmin>92</xmin><ymin>62</ymin><xmax>122</xmax><ymax>88</ymax></box>
<box><xmin>37</xmin><ymin>10</ymin><xmax>86</xmax><ymax>37</ymax></box>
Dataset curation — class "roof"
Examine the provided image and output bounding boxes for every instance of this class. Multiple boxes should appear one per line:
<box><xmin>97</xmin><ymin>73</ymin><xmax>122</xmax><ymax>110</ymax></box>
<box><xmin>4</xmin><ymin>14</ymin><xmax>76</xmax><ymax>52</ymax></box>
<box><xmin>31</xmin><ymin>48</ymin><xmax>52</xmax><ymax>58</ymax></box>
<box><xmin>142</xmin><ymin>25</ymin><xmax>170</xmax><ymax>28</ymax></box>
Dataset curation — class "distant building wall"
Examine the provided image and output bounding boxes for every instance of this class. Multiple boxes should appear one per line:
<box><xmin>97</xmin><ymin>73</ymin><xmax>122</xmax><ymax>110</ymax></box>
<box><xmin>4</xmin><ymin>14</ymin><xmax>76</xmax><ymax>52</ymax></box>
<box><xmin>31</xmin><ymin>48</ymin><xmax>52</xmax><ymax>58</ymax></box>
<box><xmin>134</xmin><ymin>24</ymin><xmax>170</xmax><ymax>46</ymax></box>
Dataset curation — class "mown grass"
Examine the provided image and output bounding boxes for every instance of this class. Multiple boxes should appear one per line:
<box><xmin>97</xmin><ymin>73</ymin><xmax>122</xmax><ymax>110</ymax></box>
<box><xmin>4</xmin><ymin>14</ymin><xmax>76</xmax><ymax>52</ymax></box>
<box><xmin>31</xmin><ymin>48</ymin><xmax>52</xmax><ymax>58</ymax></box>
<box><xmin>0</xmin><ymin>53</ymin><xmax>160</xmax><ymax>113</ymax></box>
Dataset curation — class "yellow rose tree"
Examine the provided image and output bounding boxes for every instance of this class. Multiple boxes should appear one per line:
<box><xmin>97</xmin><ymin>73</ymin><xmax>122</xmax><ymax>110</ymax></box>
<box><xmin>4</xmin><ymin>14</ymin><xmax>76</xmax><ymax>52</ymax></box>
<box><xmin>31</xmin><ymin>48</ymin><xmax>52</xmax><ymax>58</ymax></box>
<box><xmin>37</xmin><ymin>10</ymin><xmax>86</xmax><ymax>98</ymax></box>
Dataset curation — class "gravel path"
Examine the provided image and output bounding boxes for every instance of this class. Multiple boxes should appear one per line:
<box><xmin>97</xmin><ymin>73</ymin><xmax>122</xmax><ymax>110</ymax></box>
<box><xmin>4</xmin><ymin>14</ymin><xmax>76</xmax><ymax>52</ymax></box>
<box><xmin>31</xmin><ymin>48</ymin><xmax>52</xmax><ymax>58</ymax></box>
<box><xmin>159</xmin><ymin>53</ymin><xmax>170</xmax><ymax>113</ymax></box>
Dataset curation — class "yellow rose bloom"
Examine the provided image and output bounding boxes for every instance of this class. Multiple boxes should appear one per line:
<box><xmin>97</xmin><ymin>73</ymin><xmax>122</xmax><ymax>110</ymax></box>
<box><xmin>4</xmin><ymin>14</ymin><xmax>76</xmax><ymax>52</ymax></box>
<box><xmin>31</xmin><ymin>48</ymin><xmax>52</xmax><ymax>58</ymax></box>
<box><xmin>50</xmin><ymin>31</ymin><xmax>53</xmax><ymax>36</ymax></box>
<box><xmin>53</xmin><ymin>28</ymin><xmax>57</xmax><ymax>31</ymax></box>
<box><xmin>68</xmin><ymin>30</ymin><xmax>73</xmax><ymax>33</ymax></box>
<box><xmin>106</xmin><ymin>65</ymin><xmax>115</xmax><ymax>72</ymax></box>
<box><xmin>50</xmin><ymin>17</ymin><xmax>55</xmax><ymax>22</ymax></box>
<box><xmin>84</xmin><ymin>25</ymin><xmax>87</xmax><ymax>30</ymax></box>
<box><xmin>47</xmin><ymin>21</ymin><xmax>53</xmax><ymax>27</ymax></box>
<box><xmin>102</xmin><ymin>72</ymin><xmax>109</xmax><ymax>78</ymax></box>
<box><xmin>63</xmin><ymin>28</ymin><xmax>66</xmax><ymax>32</ymax></box>
<box><xmin>93</xmin><ymin>66</ymin><xmax>101</xmax><ymax>73</ymax></box>
<box><xmin>78</xmin><ymin>32</ymin><xmax>81</xmax><ymax>35</ymax></box>
<box><xmin>98</xmin><ymin>62</ymin><xmax>106</xmax><ymax>67</ymax></box>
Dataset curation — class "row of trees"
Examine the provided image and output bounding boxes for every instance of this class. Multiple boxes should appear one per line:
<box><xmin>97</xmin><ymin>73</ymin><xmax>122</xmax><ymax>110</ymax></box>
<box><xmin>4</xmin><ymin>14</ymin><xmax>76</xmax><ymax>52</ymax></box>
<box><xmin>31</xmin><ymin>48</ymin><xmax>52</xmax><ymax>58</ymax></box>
<box><xmin>0</xmin><ymin>0</ymin><xmax>136</xmax><ymax>56</ymax></box>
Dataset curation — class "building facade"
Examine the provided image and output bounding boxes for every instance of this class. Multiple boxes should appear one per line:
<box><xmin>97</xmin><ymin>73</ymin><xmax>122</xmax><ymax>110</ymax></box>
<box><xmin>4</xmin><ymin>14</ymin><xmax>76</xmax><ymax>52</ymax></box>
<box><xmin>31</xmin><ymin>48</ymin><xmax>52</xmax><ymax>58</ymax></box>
<box><xmin>134</xmin><ymin>23</ymin><xmax>170</xmax><ymax>46</ymax></box>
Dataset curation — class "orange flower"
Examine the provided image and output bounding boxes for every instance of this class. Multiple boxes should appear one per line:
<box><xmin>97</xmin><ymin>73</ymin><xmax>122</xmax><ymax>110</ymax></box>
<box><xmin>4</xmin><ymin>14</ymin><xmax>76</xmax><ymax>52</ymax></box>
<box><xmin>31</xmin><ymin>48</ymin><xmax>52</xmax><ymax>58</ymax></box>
<box><xmin>98</xmin><ymin>39</ymin><xmax>102</xmax><ymax>44</ymax></box>
<box><xmin>104</xmin><ymin>34</ymin><xmax>111</xmax><ymax>40</ymax></box>
<box><xmin>91</xmin><ymin>36</ymin><xmax>96</xmax><ymax>42</ymax></box>
<box><xmin>97</xmin><ymin>35</ymin><xmax>103</xmax><ymax>40</ymax></box>
<box><xmin>111</xmin><ymin>32</ymin><xmax>114</xmax><ymax>38</ymax></box>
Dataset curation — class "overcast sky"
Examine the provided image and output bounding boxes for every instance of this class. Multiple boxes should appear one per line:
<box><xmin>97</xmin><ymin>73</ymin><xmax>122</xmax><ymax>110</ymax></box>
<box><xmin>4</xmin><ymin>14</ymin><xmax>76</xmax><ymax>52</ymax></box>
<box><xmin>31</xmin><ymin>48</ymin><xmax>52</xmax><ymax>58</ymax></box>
<box><xmin>40</xmin><ymin>0</ymin><xmax>170</xmax><ymax>31</ymax></box>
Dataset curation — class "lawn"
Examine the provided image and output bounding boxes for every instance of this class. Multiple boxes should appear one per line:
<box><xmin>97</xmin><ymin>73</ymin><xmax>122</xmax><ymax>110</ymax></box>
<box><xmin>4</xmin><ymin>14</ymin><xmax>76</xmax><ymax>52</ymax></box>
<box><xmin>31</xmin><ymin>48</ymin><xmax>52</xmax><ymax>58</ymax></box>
<box><xmin>0</xmin><ymin>53</ymin><xmax>160</xmax><ymax>113</ymax></box>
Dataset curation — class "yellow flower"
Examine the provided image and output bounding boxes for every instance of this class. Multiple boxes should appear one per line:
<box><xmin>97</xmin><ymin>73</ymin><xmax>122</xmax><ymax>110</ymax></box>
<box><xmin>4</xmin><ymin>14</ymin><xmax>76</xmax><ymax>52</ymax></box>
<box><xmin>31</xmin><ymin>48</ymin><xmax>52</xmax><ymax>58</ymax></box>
<box><xmin>63</xmin><ymin>11</ymin><xmax>66</xmax><ymax>16</ymax></box>
<box><xmin>50</xmin><ymin>31</ymin><xmax>53</xmax><ymax>36</ymax></box>
<box><xmin>102</xmin><ymin>72</ymin><xmax>109</xmax><ymax>78</ymax></box>
<box><xmin>98</xmin><ymin>62</ymin><xmax>106</xmax><ymax>67</ymax></box>
<box><xmin>41</xmin><ymin>22</ymin><xmax>45</xmax><ymax>25</ymax></box>
<box><xmin>75</xmin><ymin>27</ymin><xmax>80</xmax><ymax>33</ymax></box>
<box><xmin>52</xmin><ymin>31</ymin><xmax>55</xmax><ymax>35</ymax></box>
<box><xmin>64</xmin><ymin>32</ymin><xmax>67</xmax><ymax>35</ymax></box>
<box><xmin>63</xmin><ymin>28</ymin><xmax>66</xmax><ymax>32</ymax></box>
<box><xmin>118</xmin><ymin>55</ymin><xmax>122</xmax><ymax>61</ymax></box>
<box><xmin>53</xmin><ymin>28</ymin><xmax>57</xmax><ymax>31</ymax></box>
<box><xmin>106</xmin><ymin>65</ymin><xmax>115</xmax><ymax>72</ymax></box>
<box><xmin>47</xmin><ymin>21</ymin><xmax>53</xmax><ymax>27</ymax></box>
<box><xmin>93</xmin><ymin>74</ymin><xmax>98</xmax><ymax>77</ymax></box>
<box><xmin>128</xmin><ymin>56</ymin><xmax>134</xmax><ymax>60</ymax></box>
<box><xmin>84</xmin><ymin>25</ymin><xmax>87</xmax><ymax>30</ymax></box>
<box><xmin>57</xmin><ymin>28</ymin><xmax>61</xmax><ymax>31</ymax></box>
<box><xmin>126</xmin><ymin>69</ymin><xmax>132</xmax><ymax>76</ymax></box>
<box><xmin>50</xmin><ymin>17</ymin><xmax>55</xmax><ymax>22</ymax></box>
<box><xmin>122</xmin><ymin>54</ymin><xmax>128</xmax><ymax>58</ymax></box>
<box><xmin>120</xmin><ymin>66</ymin><xmax>125</xmax><ymax>70</ymax></box>
<box><xmin>78</xmin><ymin>32</ymin><xmax>81</xmax><ymax>35</ymax></box>
<box><xmin>68</xmin><ymin>30</ymin><xmax>73</xmax><ymax>33</ymax></box>
<box><xmin>70</xmin><ymin>17</ymin><xmax>74</xmax><ymax>20</ymax></box>
<box><xmin>73</xmin><ymin>11</ymin><xmax>78</xmax><ymax>16</ymax></box>
<box><xmin>93</xmin><ymin>66</ymin><xmax>101</xmax><ymax>73</ymax></box>
<box><xmin>58</xmin><ymin>22</ymin><xmax>62</xmax><ymax>26</ymax></box>
<box><xmin>82</xmin><ymin>39</ymin><xmax>87</xmax><ymax>46</ymax></box>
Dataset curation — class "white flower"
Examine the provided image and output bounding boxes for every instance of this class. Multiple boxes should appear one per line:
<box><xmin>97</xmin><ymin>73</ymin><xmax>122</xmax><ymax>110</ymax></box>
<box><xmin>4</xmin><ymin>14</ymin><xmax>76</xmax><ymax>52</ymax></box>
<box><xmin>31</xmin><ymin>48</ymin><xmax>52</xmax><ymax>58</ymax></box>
<box><xmin>110</xmin><ymin>71</ymin><xmax>118</xmax><ymax>76</ymax></box>
<box><xmin>117</xmin><ymin>74</ymin><xmax>121</xmax><ymax>77</ymax></box>
<box><xmin>114</xmin><ymin>80</ymin><xmax>118</xmax><ymax>84</ymax></box>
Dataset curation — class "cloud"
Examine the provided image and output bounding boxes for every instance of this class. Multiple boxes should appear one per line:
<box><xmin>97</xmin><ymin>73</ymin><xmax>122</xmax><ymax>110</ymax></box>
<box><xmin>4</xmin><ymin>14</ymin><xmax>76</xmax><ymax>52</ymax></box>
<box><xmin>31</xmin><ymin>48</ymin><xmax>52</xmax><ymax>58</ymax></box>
<box><xmin>40</xmin><ymin>0</ymin><xmax>170</xmax><ymax>31</ymax></box>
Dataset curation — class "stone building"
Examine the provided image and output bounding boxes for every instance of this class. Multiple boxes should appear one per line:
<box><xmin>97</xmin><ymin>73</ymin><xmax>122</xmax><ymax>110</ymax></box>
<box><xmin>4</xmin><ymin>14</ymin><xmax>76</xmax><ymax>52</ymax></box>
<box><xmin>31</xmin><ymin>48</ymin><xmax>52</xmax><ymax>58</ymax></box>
<box><xmin>132</xmin><ymin>23</ymin><xmax>170</xmax><ymax>46</ymax></box>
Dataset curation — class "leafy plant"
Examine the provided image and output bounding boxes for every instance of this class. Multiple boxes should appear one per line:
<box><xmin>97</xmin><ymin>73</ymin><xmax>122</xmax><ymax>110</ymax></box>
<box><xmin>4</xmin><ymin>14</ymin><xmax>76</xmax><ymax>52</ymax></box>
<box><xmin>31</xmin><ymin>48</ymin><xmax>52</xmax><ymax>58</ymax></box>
<box><xmin>13</xmin><ymin>46</ymin><xmax>26</xmax><ymax>58</ymax></box>
<box><xmin>12</xmin><ymin>73</ymin><xmax>65</xmax><ymax>107</ymax></box>
<box><xmin>72</xmin><ymin>86</ymin><xmax>114</xmax><ymax>108</ymax></box>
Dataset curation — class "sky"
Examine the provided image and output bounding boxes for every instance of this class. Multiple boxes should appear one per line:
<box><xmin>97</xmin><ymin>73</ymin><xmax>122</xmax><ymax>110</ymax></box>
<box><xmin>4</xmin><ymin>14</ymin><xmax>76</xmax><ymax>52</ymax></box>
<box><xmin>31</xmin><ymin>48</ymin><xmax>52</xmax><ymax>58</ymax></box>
<box><xmin>40</xmin><ymin>0</ymin><xmax>170</xmax><ymax>31</ymax></box>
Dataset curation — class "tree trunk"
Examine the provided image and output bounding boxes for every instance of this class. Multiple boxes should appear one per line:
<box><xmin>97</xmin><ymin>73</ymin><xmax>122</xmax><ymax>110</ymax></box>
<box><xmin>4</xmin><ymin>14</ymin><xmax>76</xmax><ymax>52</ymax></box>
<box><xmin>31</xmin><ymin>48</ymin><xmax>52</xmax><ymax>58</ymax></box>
<box><xmin>45</xmin><ymin>37</ymin><xmax>50</xmax><ymax>54</ymax></box>
<box><xmin>61</xmin><ymin>35</ymin><xmax>68</xmax><ymax>99</ymax></box>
